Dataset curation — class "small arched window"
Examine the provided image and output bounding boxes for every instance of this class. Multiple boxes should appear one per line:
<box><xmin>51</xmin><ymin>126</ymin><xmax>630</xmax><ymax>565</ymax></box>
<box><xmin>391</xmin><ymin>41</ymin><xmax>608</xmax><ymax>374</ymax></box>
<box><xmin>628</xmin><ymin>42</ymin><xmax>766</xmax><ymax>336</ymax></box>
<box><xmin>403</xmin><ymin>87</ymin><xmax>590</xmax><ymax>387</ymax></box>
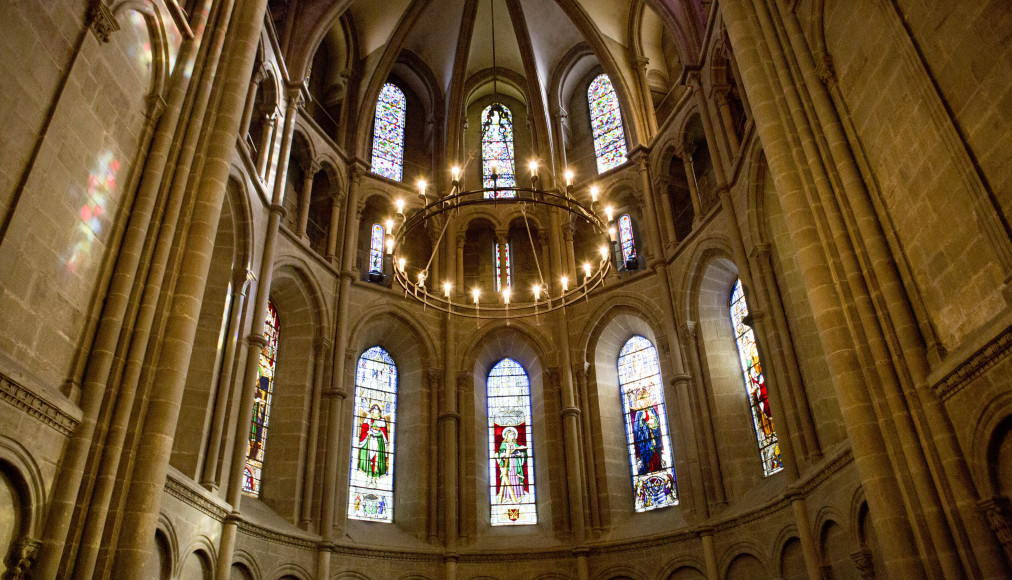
<box><xmin>370</xmin><ymin>83</ymin><xmax>407</xmax><ymax>181</ymax></box>
<box><xmin>243</xmin><ymin>300</ymin><xmax>280</xmax><ymax>496</ymax></box>
<box><xmin>618</xmin><ymin>214</ymin><xmax>637</xmax><ymax>266</ymax></box>
<box><xmin>617</xmin><ymin>336</ymin><xmax>677</xmax><ymax>511</ymax></box>
<box><xmin>348</xmin><ymin>346</ymin><xmax>398</xmax><ymax>522</ymax></box>
<box><xmin>481</xmin><ymin>104</ymin><xmax>516</xmax><ymax>198</ymax></box>
<box><xmin>729</xmin><ymin>279</ymin><xmax>783</xmax><ymax>476</ymax></box>
<box><xmin>494</xmin><ymin>242</ymin><xmax>511</xmax><ymax>292</ymax></box>
<box><xmin>487</xmin><ymin>358</ymin><xmax>536</xmax><ymax>525</ymax></box>
<box><xmin>588</xmin><ymin>74</ymin><xmax>628</xmax><ymax>174</ymax></box>
<box><xmin>369</xmin><ymin>223</ymin><xmax>385</xmax><ymax>274</ymax></box>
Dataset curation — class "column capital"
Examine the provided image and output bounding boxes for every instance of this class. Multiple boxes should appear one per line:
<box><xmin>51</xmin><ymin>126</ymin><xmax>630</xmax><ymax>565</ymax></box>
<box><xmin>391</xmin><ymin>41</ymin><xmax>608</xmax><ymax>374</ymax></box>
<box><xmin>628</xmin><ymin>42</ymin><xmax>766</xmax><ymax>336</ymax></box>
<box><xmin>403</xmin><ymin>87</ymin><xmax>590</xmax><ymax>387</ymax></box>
<box><xmin>350</xmin><ymin>164</ymin><xmax>366</xmax><ymax>184</ymax></box>
<box><xmin>495</xmin><ymin>229</ymin><xmax>509</xmax><ymax>244</ymax></box>
<box><xmin>626</xmin><ymin>145</ymin><xmax>651</xmax><ymax>170</ymax></box>
<box><xmin>426</xmin><ymin>368</ymin><xmax>443</xmax><ymax>388</ymax></box>
<box><xmin>87</xmin><ymin>0</ymin><xmax>120</xmax><ymax>43</ymax></box>
<box><xmin>145</xmin><ymin>95</ymin><xmax>167</xmax><ymax>122</ymax></box>
<box><xmin>979</xmin><ymin>496</ymin><xmax>1012</xmax><ymax>544</ymax></box>
<box><xmin>670</xmin><ymin>373</ymin><xmax>691</xmax><ymax>388</ymax></box>
<box><xmin>456</xmin><ymin>232</ymin><xmax>466</xmax><ymax>249</ymax></box>
<box><xmin>679</xmin><ymin>320</ymin><xmax>698</xmax><ymax>338</ymax></box>
<box><xmin>314</xmin><ymin>336</ymin><xmax>333</xmax><ymax>352</ymax></box>
<box><xmin>749</xmin><ymin>243</ymin><xmax>773</xmax><ymax>262</ymax></box>
<box><xmin>849</xmin><ymin>550</ymin><xmax>875</xmax><ymax>579</ymax></box>
<box><xmin>634</xmin><ymin>55</ymin><xmax>650</xmax><ymax>72</ymax></box>
<box><xmin>252</xmin><ymin>65</ymin><xmax>268</xmax><ymax>86</ymax></box>
<box><xmin>301</xmin><ymin>159</ymin><xmax>322</xmax><ymax>177</ymax></box>
<box><xmin>562</xmin><ymin>222</ymin><xmax>575</xmax><ymax>242</ymax></box>
<box><xmin>816</xmin><ymin>55</ymin><xmax>837</xmax><ymax>86</ymax></box>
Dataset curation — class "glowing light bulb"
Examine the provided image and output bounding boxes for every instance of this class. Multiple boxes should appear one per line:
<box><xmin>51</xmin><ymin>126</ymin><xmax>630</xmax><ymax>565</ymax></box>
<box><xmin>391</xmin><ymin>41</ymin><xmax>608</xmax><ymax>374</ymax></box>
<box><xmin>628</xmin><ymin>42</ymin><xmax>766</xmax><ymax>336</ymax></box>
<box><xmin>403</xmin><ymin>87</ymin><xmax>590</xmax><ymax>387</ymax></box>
<box><xmin>451</xmin><ymin>166</ymin><xmax>461</xmax><ymax>182</ymax></box>
<box><xmin>532</xmin><ymin>284</ymin><xmax>541</xmax><ymax>301</ymax></box>
<box><xmin>561</xmin><ymin>276</ymin><xmax>569</xmax><ymax>292</ymax></box>
<box><xmin>472</xmin><ymin>288</ymin><xmax>481</xmax><ymax>304</ymax></box>
<box><xmin>599</xmin><ymin>245</ymin><xmax>609</xmax><ymax>259</ymax></box>
<box><xmin>395</xmin><ymin>198</ymin><xmax>405</xmax><ymax>214</ymax></box>
<box><xmin>417</xmin><ymin>179</ymin><xmax>427</xmax><ymax>196</ymax></box>
<box><xmin>417</xmin><ymin>271</ymin><xmax>426</xmax><ymax>287</ymax></box>
<box><xmin>398</xmin><ymin>258</ymin><xmax>406</xmax><ymax>272</ymax></box>
<box><xmin>489</xmin><ymin>160</ymin><xmax>499</xmax><ymax>176</ymax></box>
<box><xmin>385</xmin><ymin>218</ymin><xmax>394</xmax><ymax>232</ymax></box>
<box><xmin>528</xmin><ymin>160</ymin><xmax>539</xmax><ymax>175</ymax></box>
<box><xmin>385</xmin><ymin>236</ymin><xmax>394</xmax><ymax>255</ymax></box>
<box><xmin>444</xmin><ymin>281</ymin><xmax>452</xmax><ymax>297</ymax></box>
<box><xmin>583</xmin><ymin>262</ymin><xmax>592</xmax><ymax>278</ymax></box>
<box><xmin>605</xmin><ymin>205</ymin><xmax>614</xmax><ymax>222</ymax></box>
<box><xmin>590</xmin><ymin>186</ymin><xmax>599</xmax><ymax>202</ymax></box>
<box><xmin>608</xmin><ymin>227</ymin><xmax>617</xmax><ymax>241</ymax></box>
<box><xmin>502</xmin><ymin>287</ymin><xmax>511</xmax><ymax>305</ymax></box>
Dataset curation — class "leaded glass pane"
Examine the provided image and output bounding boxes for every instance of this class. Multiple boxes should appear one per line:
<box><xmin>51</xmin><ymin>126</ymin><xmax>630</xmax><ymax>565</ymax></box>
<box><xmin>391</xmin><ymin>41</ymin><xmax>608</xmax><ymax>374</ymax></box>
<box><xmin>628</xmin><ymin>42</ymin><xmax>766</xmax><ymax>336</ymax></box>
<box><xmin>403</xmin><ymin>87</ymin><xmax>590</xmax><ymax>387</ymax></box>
<box><xmin>243</xmin><ymin>300</ymin><xmax>280</xmax><ymax>496</ymax></box>
<box><xmin>619</xmin><ymin>214</ymin><xmax>636</xmax><ymax>265</ymax></box>
<box><xmin>370</xmin><ymin>83</ymin><xmax>406</xmax><ymax>181</ymax></box>
<box><xmin>618</xmin><ymin>336</ymin><xmax>677</xmax><ymax>512</ymax></box>
<box><xmin>487</xmin><ymin>358</ymin><xmax>536</xmax><ymax>525</ymax></box>
<box><xmin>494</xmin><ymin>242</ymin><xmax>511</xmax><ymax>292</ymax></box>
<box><xmin>588</xmin><ymin>74</ymin><xmax>629</xmax><ymax>174</ymax></box>
<box><xmin>729</xmin><ymin>279</ymin><xmax>783</xmax><ymax>476</ymax></box>
<box><xmin>481</xmin><ymin>104</ymin><xmax>516</xmax><ymax>198</ymax></box>
<box><xmin>348</xmin><ymin>346</ymin><xmax>398</xmax><ymax>522</ymax></box>
<box><xmin>369</xmin><ymin>223</ymin><xmax>385</xmax><ymax>273</ymax></box>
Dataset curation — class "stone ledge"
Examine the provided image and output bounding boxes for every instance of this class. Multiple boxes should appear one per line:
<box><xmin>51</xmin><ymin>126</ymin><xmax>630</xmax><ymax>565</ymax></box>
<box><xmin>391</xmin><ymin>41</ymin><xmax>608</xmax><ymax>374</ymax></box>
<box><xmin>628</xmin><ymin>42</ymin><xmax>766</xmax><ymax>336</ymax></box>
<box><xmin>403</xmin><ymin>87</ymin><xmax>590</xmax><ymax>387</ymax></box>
<box><xmin>935</xmin><ymin>323</ymin><xmax>1012</xmax><ymax>401</ymax></box>
<box><xmin>0</xmin><ymin>370</ymin><xmax>80</xmax><ymax>437</ymax></box>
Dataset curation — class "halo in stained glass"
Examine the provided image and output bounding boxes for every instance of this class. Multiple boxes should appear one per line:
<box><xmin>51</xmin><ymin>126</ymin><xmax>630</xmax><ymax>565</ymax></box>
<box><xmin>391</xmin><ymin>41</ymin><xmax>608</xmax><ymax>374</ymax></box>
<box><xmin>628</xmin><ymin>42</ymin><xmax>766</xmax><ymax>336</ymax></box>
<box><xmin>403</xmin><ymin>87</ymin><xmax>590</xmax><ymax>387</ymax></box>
<box><xmin>730</xmin><ymin>279</ymin><xmax>783</xmax><ymax>476</ymax></box>
<box><xmin>370</xmin><ymin>83</ymin><xmax>406</xmax><ymax>182</ymax></box>
<box><xmin>588</xmin><ymin>74</ymin><xmax>628</xmax><ymax>174</ymax></box>
<box><xmin>481</xmin><ymin>104</ymin><xmax>516</xmax><ymax>198</ymax></box>
<box><xmin>369</xmin><ymin>223</ymin><xmax>385</xmax><ymax>273</ymax></box>
<box><xmin>619</xmin><ymin>214</ymin><xmax>636</xmax><ymax>265</ymax></box>
<box><xmin>618</xmin><ymin>336</ymin><xmax>677</xmax><ymax>512</ymax></box>
<box><xmin>487</xmin><ymin>358</ymin><xmax>536</xmax><ymax>525</ymax></box>
<box><xmin>348</xmin><ymin>346</ymin><xmax>398</xmax><ymax>523</ymax></box>
<box><xmin>243</xmin><ymin>300</ymin><xmax>280</xmax><ymax>497</ymax></box>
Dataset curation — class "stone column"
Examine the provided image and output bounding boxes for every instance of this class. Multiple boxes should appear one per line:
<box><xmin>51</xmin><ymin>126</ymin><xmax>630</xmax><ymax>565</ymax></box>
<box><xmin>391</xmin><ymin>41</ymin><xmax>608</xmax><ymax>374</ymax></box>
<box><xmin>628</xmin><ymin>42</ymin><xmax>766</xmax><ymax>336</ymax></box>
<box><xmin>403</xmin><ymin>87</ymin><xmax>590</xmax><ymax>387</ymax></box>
<box><xmin>238</xmin><ymin>65</ymin><xmax>266</xmax><ymax>141</ymax></box>
<box><xmin>712</xmin><ymin>85</ymin><xmax>740</xmax><ymax>156</ymax></box>
<box><xmin>440</xmin><ymin>316</ymin><xmax>459</xmax><ymax>556</ymax></box>
<box><xmin>685</xmin><ymin>70</ymin><xmax>729</xmax><ymax>186</ymax></box>
<box><xmin>110</xmin><ymin>0</ymin><xmax>273</xmax><ymax>574</ymax></box>
<box><xmin>33</xmin><ymin>0</ymin><xmax>221</xmax><ymax>573</ymax></box>
<box><xmin>671</xmin><ymin>373</ymin><xmax>707</xmax><ymax>519</ymax></box>
<box><xmin>562</xmin><ymin>221</ymin><xmax>577</xmax><ymax>281</ymax></box>
<box><xmin>548</xmin><ymin>210</ymin><xmax>565</xmax><ymax>294</ymax></box>
<box><xmin>255</xmin><ymin>108</ymin><xmax>278</xmax><ymax>178</ymax></box>
<box><xmin>300</xmin><ymin>336</ymin><xmax>332</xmax><ymax>529</ymax></box>
<box><xmin>316</xmin><ymin>165</ymin><xmax>365</xmax><ymax>580</ymax></box>
<box><xmin>655</xmin><ymin>175</ymin><xmax>678</xmax><ymax>245</ymax></box>
<box><xmin>700</xmin><ymin>529</ymin><xmax>719</xmax><ymax>580</ymax></box>
<box><xmin>632</xmin><ymin>55</ymin><xmax>658</xmax><ymax>138</ymax></box>
<box><xmin>787</xmin><ymin>491</ymin><xmax>822</xmax><ymax>580</ymax></box>
<box><xmin>630</xmin><ymin>149</ymin><xmax>662</xmax><ymax>261</ymax></box>
<box><xmin>553</xmin><ymin>314</ymin><xmax>588</xmax><ymax>578</ymax></box>
<box><xmin>216</xmin><ymin>85</ymin><xmax>302</xmax><ymax>580</ymax></box>
<box><xmin>297</xmin><ymin>159</ymin><xmax>321</xmax><ymax>241</ymax></box>
<box><xmin>720</xmin><ymin>0</ymin><xmax>924</xmax><ymax>575</ymax></box>
<box><xmin>201</xmin><ymin>269</ymin><xmax>254</xmax><ymax>490</ymax></box>
<box><xmin>325</xmin><ymin>187</ymin><xmax>345</xmax><ymax>263</ymax></box>
<box><xmin>681</xmin><ymin>321</ymin><xmax>726</xmax><ymax>505</ymax></box>
<box><xmin>551</xmin><ymin>108</ymin><xmax>569</xmax><ymax>178</ymax></box>
<box><xmin>495</xmin><ymin>229</ymin><xmax>509</xmax><ymax>290</ymax></box>
<box><xmin>677</xmin><ymin>147</ymin><xmax>704</xmax><ymax>228</ymax></box>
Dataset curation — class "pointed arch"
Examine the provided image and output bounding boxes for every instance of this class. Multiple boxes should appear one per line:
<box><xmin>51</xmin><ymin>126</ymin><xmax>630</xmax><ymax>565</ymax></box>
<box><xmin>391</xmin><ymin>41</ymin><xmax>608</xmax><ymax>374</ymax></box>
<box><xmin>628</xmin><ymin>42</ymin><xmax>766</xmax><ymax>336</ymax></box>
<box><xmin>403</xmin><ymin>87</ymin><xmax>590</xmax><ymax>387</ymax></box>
<box><xmin>588</xmin><ymin>74</ymin><xmax>629</xmax><ymax>173</ymax></box>
<box><xmin>370</xmin><ymin>83</ymin><xmax>407</xmax><ymax>181</ymax></box>
<box><xmin>487</xmin><ymin>357</ymin><xmax>537</xmax><ymax>525</ymax></box>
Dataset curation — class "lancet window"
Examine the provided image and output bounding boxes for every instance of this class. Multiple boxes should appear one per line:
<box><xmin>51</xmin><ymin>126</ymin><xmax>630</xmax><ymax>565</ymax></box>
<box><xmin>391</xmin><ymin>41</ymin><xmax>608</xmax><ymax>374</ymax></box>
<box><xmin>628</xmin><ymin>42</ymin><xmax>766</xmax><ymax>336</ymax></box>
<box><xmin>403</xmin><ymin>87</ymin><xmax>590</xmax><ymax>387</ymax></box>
<box><xmin>729</xmin><ymin>279</ymin><xmax>783</xmax><ymax>475</ymax></box>
<box><xmin>618</xmin><ymin>214</ymin><xmax>637</xmax><ymax>266</ymax></box>
<box><xmin>243</xmin><ymin>300</ymin><xmax>280</xmax><ymax>496</ymax></box>
<box><xmin>348</xmin><ymin>346</ymin><xmax>398</xmax><ymax>522</ymax></box>
<box><xmin>617</xmin><ymin>335</ymin><xmax>677</xmax><ymax>511</ymax></box>
<box><xmin>487</xmin><ymin>358</ymin><xmax>536</xmax><ymax>525</ymax></box>
<box><xmin>369</xmin><ymin>223</ymin><xmax>385</xmax><ymax>274</ymax></box>
<box><xmin>481</xmin><ymin>104</ymin><xmax>516</xmax><ymax>198</ymax></box>
<box><xmin>370</xmin><ymin>83</ymin><xmax>406</xmax><ymax>181</ymax></box>
<box><xmin>588</xmin><ymin>74</ymin><xmax>628</xmax><ymax>174</ymax></box>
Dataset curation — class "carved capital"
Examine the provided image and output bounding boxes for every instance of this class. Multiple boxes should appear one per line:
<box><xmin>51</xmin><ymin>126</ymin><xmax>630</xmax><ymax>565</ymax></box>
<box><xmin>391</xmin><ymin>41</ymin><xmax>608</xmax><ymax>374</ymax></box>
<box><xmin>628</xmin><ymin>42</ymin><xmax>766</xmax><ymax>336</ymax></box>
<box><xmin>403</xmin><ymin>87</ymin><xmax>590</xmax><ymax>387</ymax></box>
<box><xmin>456</xmin><ymin>232</ymin><xmax>466</xmax><ymax>249</ymax></box>
<box><xmin>426</xmin><ymin>368</ymin><xmax>443</xmax><ymax>389</ymax></box>
<box><xmin>350</xmin><ymin>164</ymin><xmax>366</xmax><ymax>184</ymax></box>
<box><xmin>679</xmin><ymin>320</ymin><xmax>698</xmax><ymax>339</ymax></box>
<box><xmin>87</xmin><ymin>0</ymin><xmax>120</xmax><ymax>43</ymax></box>
<box><xmin>849</xmin><ymin>550</ymin><xmax>875</xmax><ymax>579</ymax></box>
<box><xmin>145</xmin><ymin>95</ymin><xmax>167</xmax><ymax>122</ymax></box>
<box><xmin>8</xmin><ymin>538</ymin><xmax>41</xmax><ymax>580</ymax></box>
<box><xmin>980</xmin><ymin>496</ymin><xmax>1012</xmax><ymax>545</ymax></box>
<box><xmin>301</xmin><ymin>159</ymin><xmax>322</xmax><ymax>177</ymax></box>
<box><xmin>634</xmin><ymin>55</ymin><xmax>650</xmax><ymax>72</ymax></box>
<box><xmin>816</xmin><ymin>55</ymin><xmax>836</xmax><ymax>86</ymax></box>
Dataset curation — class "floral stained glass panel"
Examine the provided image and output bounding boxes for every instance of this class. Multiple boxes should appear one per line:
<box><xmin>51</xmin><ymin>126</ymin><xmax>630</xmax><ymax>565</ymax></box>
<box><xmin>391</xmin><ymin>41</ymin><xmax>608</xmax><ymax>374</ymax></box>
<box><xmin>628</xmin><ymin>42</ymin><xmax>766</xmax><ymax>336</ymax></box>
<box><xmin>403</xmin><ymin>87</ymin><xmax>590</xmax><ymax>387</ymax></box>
<box><xmin>369</xmin><ymin>223</ymin><xmax>385</xmax><ymax>273</ymax></box>
<box><xmin>243</xmin><ymin>300</ymin><xmax>280</xmax><ymax>496</ymax></box>
<box><xmin>730</xmin><ymin>279</ymin><xmax>783</xmax><ymax>476</ymax></box>
<box><xmin>619</xmin><ymin>214</ymin><xmax>636</xmax><ymax>265</ymax></box>
<box><xmin>487</xmin><ymin>358</ymin><xmax>537</xmax><ymax>525</ymax></box>
<box><xmin>588</xmin><ymin>74</ymin><xmax>628</xmax><ymax>174</ymax></box>
<box><xmin>618</xmin><ymin>336</ymin><xmax>677</xmax><ymax>512</ymax></box>
<box><xmin>482</xmin><ymin>104</ymin><xmax>516</xmax><ymax>198</ymax></box>
<box><xmin>370</xmin><ymin>83</ymin><xmax>406</xmax><ymax>181</ymax></box>
<box><xmin>348</xmin><ymin>346</ymin><xmax>398</xmax><ymax>522</ymax></box>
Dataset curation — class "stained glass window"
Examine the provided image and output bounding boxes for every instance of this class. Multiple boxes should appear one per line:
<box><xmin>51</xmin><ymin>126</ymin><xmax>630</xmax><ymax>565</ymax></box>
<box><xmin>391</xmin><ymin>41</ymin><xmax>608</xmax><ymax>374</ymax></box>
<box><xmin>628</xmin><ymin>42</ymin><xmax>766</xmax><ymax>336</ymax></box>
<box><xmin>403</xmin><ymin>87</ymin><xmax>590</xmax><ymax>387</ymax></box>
<box><xmin>481</xmin><ymin>104</ymin><xmax>516</xmax><ymax>198</ymax></box>
<box><xmin>729</xmin><ymin>279</ymin><xmax>783</xmax><ymax>476</ymax></box>
<box><xmin>370</xmin><ymin>83</ymin><xmax>406</xmax><ymax>181</ymax></box>
<box><xmin>487</xmin><ymin>358</ymin><xmax>536</xmax><ymax>525</ymax></box>
<box><xmin>619</xmin><ymin>214</ymin><xmax>636</xmax><ymax>266</ymax></box>
<box><xmin>369</xmin><ymin>223</ymin><xmax>385</xmax><ymax>274</ymax></box>
<box><xmin>588</xmin><ymin>74</ymin><xmax>628</xmax><ymax>174</ymax></box>
<box><xmin>494</xmin><ymin>242</ymin><xmax>511</xmax><ymax>292</ymax></box>
<box><xmin>618</xmin><ymin>336</ymin><xmax>677</xmax><ymax>512</ymax></box>
<box><xmin>348</xmin><ymin>346</ymin><xmax>398</xmax><ymax>522</ymax></box>
<box><xmin>243</xmin><ymin>300</ymin><xmax>280</xmax><ymax>497</ymax></box>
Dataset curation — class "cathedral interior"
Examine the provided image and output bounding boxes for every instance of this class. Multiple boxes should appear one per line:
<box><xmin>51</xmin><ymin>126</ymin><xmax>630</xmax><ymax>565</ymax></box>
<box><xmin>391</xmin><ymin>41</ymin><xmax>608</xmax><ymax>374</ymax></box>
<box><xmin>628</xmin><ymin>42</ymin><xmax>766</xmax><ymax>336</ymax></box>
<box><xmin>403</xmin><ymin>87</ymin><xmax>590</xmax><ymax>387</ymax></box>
<box><xmin>1</xmin><ymin>0</ymin><xmax>1011</xmax><ymax>579</ymax></box>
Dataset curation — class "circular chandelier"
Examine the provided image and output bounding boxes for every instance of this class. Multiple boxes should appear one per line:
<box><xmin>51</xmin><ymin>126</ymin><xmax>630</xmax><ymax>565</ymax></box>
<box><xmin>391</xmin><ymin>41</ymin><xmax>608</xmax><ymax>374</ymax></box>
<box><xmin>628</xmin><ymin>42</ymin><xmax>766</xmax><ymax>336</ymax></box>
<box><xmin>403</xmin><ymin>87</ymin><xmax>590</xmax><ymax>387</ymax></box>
<box><xmin>381</xmin><ymin>0</ymin><xmax>620</xmax><ymax>320</ymax></box>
